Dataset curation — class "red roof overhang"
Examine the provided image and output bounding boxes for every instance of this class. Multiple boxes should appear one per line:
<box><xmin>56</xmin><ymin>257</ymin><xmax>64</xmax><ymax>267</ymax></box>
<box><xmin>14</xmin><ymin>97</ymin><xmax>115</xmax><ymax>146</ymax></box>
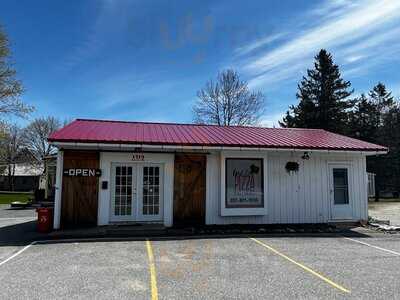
<box><xmin>48</xmin><ymin>119</ymin><xmax>388</xmax><ymax>153</ymax></box>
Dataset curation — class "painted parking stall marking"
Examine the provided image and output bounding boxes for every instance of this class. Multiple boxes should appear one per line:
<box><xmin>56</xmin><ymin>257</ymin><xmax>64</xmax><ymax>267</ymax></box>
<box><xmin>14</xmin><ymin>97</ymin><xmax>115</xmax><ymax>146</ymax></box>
<box><xmin>0</xmin><ymin>241</ymin><xmax>37</xmax><ymax>267</ymax></box>
<box><xmin>343</xmin><ymin>237</ymin><xmax>400</xmax><ymax>256</ymax></box>
<box><xmin>249</xmin><ymin>237</ymin><xmax>350</xmax><ymax>294</ymax></box>
<box><xmin>146</xmin><ymin>239</ymin><xmax>159</xmax><ymax>300</ymax></box>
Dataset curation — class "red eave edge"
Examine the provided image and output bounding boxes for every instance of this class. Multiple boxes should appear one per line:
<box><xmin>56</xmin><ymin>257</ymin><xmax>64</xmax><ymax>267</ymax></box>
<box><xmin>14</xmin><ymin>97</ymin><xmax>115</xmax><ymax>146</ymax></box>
<box><xmin>47</xmin><ymin>138</ymin><xmax>388</xmax><ymax>152</ymax></box>
<box><xmin>47</xmin><ymin>119</ymin><xmax>389</xmax><ymax>153</ymax></box>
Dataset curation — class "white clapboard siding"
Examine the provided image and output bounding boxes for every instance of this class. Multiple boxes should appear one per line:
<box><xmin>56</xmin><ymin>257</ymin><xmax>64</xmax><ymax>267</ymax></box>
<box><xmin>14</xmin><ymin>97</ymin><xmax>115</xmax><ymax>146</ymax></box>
<box><xmin>205</xmin><ymin>150</ymin><xmax>367</xmax><ymax>225</ymax></box>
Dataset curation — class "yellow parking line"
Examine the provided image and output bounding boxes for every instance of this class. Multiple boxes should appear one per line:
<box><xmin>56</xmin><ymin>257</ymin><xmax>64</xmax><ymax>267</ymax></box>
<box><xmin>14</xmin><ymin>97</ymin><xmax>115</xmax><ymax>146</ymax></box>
<box><xmin>249</xmin><ymin>237</ymin><xmax>350</xmax><ymax>294</ymax></box>
<box><xmin>146</xmin><ymin>239</ymin><xmax>159</xmax><ymax>300</ymax></box>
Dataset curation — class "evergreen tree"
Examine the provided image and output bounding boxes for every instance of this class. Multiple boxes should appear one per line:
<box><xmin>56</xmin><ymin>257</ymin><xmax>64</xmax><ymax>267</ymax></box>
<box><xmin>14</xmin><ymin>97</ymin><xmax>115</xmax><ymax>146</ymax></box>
<box><xmin>382</xmin><ymin>105</ymin><xmax>400</xmax><ymax>197</ymax></box>
<box><xmin>348</xmin><ymin>83</ymin><xmax>400</xmax><ymax>201</ymax></box>
<box><xmin>348</xmin><ymin>94</ymin><xmax>379</xmax><ymax>142</ymax></box>
<box><xmin>280</xmin><ymin>49</ymin><xmax>354</xmax><ymax>134</ymax></box>
<box><xmin>370</xmin><ymin>104</ymin><xmax>400</xmax><ymax>201</ymax></box>
<box><xmin>348</xmin><ymin>83</ymin><xmax>396</xmax><ymax>141</ymax></box>
<box><xmin>369</xmin><ymin>82</ymin><xmax>396</xmax><ymax>127</ymax></box>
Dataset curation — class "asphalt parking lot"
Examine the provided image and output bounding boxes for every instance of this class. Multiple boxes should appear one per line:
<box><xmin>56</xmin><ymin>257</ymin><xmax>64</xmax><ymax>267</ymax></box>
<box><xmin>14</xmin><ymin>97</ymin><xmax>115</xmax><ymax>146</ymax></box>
<box><xmin>1</xmin><ymin>208</ymin><xmax>400</xmax><ymax>299</ymax></box>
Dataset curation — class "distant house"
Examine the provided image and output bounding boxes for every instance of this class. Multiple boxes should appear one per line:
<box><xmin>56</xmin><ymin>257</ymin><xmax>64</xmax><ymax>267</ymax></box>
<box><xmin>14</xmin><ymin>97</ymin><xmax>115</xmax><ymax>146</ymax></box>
<box><xmin>43</xmin><ymin>155</ymin><xmax>57</xmax><ymax>201</ymax></box>
<box><xmin>48</xmin><ymin>119</ymin><xmax>388</xmax><ymax>229</ymax></box>
<box><xmin>0</xmin><ymin>164</ymin><xmax>42</xmax><ymax>192</ymax></box>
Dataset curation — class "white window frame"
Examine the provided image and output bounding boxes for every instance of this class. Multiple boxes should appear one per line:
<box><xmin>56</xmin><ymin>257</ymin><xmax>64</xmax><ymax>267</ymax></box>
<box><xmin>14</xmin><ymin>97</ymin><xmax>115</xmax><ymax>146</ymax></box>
<box><xmin>220</xmin><ymin>151</ymin><xmax>268</xmax><ymax>216</ymax></box>
<box><xmin>327</xmin><ymin>161</ymin><xmax>354</xmax><ymax>220</ymax></box>
<box><xmin>137</xmin><ymin>163</ymin><xmax>164</xmax><ymax>222</ymax></box>
<box><xmin>110</xmin><ymin>163</ymin><xmax>137</xmax><ymax>222</ymax></box>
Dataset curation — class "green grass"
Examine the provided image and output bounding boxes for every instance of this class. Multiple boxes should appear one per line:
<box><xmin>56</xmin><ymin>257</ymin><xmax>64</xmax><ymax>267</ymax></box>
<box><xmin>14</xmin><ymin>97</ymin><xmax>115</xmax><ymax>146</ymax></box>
<box><xmin>0</xmin><ymin>192</ymin><xmax>33</xmax><ymax>204</ymax></box>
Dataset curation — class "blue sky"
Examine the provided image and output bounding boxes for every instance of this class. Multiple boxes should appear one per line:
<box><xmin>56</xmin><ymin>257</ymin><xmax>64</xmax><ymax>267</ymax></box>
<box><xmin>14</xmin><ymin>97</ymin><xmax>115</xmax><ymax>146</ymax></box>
<box><xmin>2</xmin><ymin>0</ymin><xmax>400</xmax><ymax>127</ymax></box>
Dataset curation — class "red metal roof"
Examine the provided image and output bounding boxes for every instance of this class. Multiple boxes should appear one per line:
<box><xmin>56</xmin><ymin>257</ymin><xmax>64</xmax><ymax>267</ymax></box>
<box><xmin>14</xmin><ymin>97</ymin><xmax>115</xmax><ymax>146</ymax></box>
<box><xmin>48</xmin><ymin>119</ymin><xmax>387</xmax><ymax>152</ymax></box>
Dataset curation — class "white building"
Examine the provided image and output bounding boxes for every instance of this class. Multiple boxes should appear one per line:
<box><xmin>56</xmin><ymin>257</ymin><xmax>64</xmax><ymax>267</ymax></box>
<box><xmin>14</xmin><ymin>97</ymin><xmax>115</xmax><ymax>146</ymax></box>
<box><xmin>48</xmin><ymin>119</ymin><xmax>387</xmax><ymax>229</ymax></box>
<box><xmin>0</xmin><ymin>163</ymin><xmax>42</xmax><ymax>192</ymax></box>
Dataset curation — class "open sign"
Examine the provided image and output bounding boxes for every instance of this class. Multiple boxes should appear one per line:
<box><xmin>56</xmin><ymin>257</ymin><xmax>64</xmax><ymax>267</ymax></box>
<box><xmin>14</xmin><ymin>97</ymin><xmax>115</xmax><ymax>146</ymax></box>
<box><xmin>63</xmin><ymin>168</ymin><xmax>102</xmax><ymax>177</ymax></box>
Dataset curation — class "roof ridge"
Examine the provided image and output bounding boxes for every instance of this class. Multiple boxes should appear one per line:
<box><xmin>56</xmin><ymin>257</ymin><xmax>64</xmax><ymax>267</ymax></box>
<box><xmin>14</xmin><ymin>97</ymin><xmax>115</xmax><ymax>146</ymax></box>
<box><xmin>74</xmin><ymin>118</ymin><xmax>323</xmax><ymax>131</ymax></box>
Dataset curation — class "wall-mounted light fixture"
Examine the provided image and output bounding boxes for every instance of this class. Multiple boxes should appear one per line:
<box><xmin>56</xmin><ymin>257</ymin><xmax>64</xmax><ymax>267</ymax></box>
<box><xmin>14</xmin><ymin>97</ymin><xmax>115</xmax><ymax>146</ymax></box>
<box><xmin>301</xmin><ymin>151</ymin><xmax>310</xmax><ymax>160</ymax></box>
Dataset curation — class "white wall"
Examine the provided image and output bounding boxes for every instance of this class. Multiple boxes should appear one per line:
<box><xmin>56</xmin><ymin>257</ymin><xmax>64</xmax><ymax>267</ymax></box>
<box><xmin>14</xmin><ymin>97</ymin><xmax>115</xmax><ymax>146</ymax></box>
<box><xmin>206</xmin><ymin>150</ymin><xmax>368</xmax><ymax>225</ymax></box>
<box><xmin>53</xmin><ymin>150</ymin><xmax>64</xmax><ymax>229</ymax></box>
<box><xmin>96</xmin><ymin>149</ymin><xmax>368</xmax><ymax>227</ymax></box>
<box><xmin>53</xmin><ymin>144</ymin><xmax>369</xmax><ymax>229</ymax></box>
<box><xmin>98</xmin><ymin>152</ymin><xmax>174</xmax><ymax>227</ymax></box>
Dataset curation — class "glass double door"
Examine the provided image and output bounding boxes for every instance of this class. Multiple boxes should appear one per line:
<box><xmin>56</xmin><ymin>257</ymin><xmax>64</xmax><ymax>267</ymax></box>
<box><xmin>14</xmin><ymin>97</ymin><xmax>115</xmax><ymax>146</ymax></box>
<box><xmin>111</xmin><ymin>163</ymin><xmax>163</xmax><ymax>222</ymax></box>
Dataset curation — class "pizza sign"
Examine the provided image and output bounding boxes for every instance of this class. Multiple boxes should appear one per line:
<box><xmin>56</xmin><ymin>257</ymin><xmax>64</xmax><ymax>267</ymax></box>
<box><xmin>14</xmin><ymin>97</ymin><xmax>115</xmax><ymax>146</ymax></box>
<box><xmin>63</xmin><ymin>168</ymin><xmax>102</xmax><ymax>177</ymax></box>
<box><xmin>225</xmin><ymin>158</ymin><xmax>264</xmax><ymax>208</ymax></box>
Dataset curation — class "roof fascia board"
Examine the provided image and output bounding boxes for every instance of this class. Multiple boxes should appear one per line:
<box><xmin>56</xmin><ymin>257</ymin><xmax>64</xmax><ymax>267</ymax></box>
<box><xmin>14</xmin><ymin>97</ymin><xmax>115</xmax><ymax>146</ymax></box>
<box><xmin>50</xmin><ymin>141</ymin><xmax>387</xmax><ymax>155</ymax></box>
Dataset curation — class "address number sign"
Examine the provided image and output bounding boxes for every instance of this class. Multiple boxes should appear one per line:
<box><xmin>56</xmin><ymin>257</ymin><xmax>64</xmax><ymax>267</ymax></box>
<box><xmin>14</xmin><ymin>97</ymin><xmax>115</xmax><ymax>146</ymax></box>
<box><xmin>132</xmin><ymin>153</ymin><xmax>145</xmax><ymax>161</ymax></box>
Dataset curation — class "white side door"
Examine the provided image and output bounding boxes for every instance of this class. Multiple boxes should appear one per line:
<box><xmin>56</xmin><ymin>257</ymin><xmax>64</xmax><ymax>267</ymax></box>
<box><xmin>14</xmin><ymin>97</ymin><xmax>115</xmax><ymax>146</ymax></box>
<box><xmin>110</xmin><ymin>164</ymin><xmax>137</xmax><ymax>222</ymax></box>
<box><xmin>329</xmin><ymin>164</ymin><xmax>353</xmax><ymax>220</ymax></box>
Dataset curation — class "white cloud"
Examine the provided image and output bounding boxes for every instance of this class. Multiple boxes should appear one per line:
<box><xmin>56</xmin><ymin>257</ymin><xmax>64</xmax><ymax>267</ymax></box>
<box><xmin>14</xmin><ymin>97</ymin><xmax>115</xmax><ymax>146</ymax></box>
<box><xmin>340</xmin><ymin>27</ymin><xmax>400</xmax><ymax>58</ymax></box>
<box><xmin>237</xmin><ymin>0</ymin><xmax>400</xmax><ymax>88</ymax></box>
<box><xmin>259</xmin><ymin>112</ymin><xmax>285</xmax><ymax>128</ymax></box>
<box><xmin>248</xmin><ymin>67</ymin><xmax>303</xmax><ymax>89</ymax></box>
<box><xmin>345</xmin><ymin>55</ymin><xmax>366</xmax><ymax>63</ymax></box>
<box><xmin>235</xmin><ymin>32</ymin><xmax>286</xmax><ymax>56</ymax></box>
<box><xmin>307</xmin><ymin>0</ymin><xmax>360</xmax><ymax>20</ymax></box>
<box><xmin>61</xmin><ymin>1</ymin><xmax>131</xmax><ymax>71</ymax></box>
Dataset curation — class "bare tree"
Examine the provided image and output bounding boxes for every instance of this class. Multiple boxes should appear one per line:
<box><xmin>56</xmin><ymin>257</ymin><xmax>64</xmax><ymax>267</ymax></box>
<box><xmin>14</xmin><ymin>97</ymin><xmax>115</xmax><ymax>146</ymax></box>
<box><xmin>193</xmin><ymin>69</ymin><xmax>265</xmax><ymax>126</ymax></box>
<box><xmin>0</xmin><ymin>124</ymin><xmax>24</xmax><ymax>191</ymax></box>
<box><xmin>0</xmin><ymin>25</ymin><xmax>33</xmax><ymax>119</ymax></box>
<box><xmin>21</xmin><ymin>116</ymin><xmax>62</xmax><ymax>171</ymax></box>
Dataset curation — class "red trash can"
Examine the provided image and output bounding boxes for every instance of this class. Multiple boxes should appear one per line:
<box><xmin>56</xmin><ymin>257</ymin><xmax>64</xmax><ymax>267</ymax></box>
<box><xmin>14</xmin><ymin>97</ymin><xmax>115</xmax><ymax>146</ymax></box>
<box><xmin>36</xmin><ymin>207</ymin><xmax>53</xmax><ymax>233</ymax></box>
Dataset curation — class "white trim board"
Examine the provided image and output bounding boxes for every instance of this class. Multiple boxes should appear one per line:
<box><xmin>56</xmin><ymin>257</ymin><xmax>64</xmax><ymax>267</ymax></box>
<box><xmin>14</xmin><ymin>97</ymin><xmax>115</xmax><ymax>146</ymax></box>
<box><xmin>50</xmin><ymin>141</ymin><xmax>387</xmax><ymax>156</ymax></box>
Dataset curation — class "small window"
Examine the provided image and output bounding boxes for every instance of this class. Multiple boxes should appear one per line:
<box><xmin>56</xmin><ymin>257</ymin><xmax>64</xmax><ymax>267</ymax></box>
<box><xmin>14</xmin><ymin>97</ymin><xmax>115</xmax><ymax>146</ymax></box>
<box><xmin>225</xmin><ymin>158</ymin><xmax>264</xmax><ymax>208</ymax></box>
<box><xmin>333</xmin><ymin>168</ymin><xmax>349</xmax><ymax>205</ymax></box>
